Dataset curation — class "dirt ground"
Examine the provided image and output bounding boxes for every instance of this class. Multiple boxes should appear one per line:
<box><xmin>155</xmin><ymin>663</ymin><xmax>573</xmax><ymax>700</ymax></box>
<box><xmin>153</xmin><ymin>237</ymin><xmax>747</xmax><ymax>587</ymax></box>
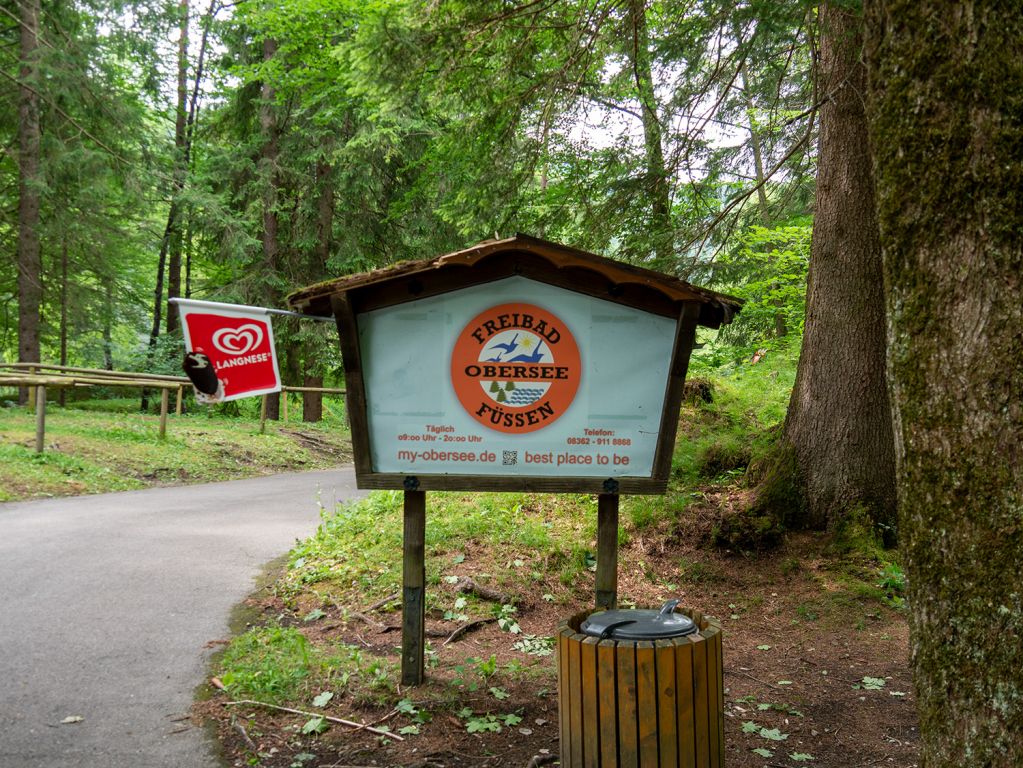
<box><xmin>197</xmin><ymin>527</ymin><xmax>919</xmax><ymax>768</ymax></box>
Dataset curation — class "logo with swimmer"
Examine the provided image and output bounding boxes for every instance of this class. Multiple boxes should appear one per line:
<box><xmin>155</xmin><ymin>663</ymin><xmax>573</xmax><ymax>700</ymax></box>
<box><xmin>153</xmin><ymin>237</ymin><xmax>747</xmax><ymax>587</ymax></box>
<box><xmin>451</xmin><ymin>303</ymin><xmax>581</xmax><ymax>434</ymax></box>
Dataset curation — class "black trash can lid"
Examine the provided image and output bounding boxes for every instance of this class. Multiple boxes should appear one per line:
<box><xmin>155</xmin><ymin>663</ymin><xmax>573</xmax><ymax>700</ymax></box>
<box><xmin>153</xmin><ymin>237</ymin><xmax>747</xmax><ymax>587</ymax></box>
<box><xmin>580</xmin><ymin>600</ymin><xmax>698</xmax><ymax>640</ymax></box>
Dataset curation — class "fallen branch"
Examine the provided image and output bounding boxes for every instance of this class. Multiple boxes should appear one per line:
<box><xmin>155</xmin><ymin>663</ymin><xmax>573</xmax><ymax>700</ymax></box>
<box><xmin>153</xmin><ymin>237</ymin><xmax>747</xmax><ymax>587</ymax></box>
<box><xmin>443</xmin><ymin>617</ymin><xmax>498</xmax><ymax>646</ymax></box>
<box><xmin>230</xmin><ymin>715</ymin><xmax>258</xmax><ymax>752</ymax></box>
<box><xmin>350</xmin><ymin>707</ymin><xmax>399</xmax><ymax>734</ymax></box>
<box><xmin>724</xmin><ymin>668</ymin><xmax>784</xmax><ymax>690</ymax></box>
<box><xmin>455</xmin><ymin>576</ymin><xmax>511</xmax><ymax>605</ymax></box>
<box><xmin>350</xmin><ymin>611</ymin><xmax>386</xmax><ymax>630</ymax></box>
<box><xmin>223</xmin><ymin>700</ymin><xmax>404</xmax><ymax>741</ymax></box>
<box><xmin>363</xmin><ymin>593</ymin><xmax>399</xmax><ymax>613</ymax></box>
<box><xmin>380</xmin><ymin>624</ymin><xmax>450</xmax><ymax>638</ymax></box>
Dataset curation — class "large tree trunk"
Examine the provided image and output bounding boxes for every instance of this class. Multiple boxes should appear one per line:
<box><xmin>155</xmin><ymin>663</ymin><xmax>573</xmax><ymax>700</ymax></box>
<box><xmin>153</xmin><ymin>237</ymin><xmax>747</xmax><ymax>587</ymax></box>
<box><xmin>260</xmin><ymin>37</ymin><xmax>281</xmax><ymax>422</ymax></box>
<box><xmin>300</xmin><ymin>155</ymin><xmax>333</xmax><ymax>422</ymax></box>
<box><xmin>284</xmin><ymin>338</ymin><xmax>301</xmax><ymax>418</ymax></box>
<box><xmin>866</xmin><ymin>2</ymin><xmax>1023</xmax><ymax>763</ymax></box>
<box><xmin>166</xmin><ymin>0</ymin><xmax>189</xmax><ymax>335</ymax></box>
<box><xmin>315</xmin><ymin>156</ymin><xmax>333</xmax><ymax>268</ymax></box>
<box><xmin>17</xmin><ymin>0</ymin><xmax>42</xmax><ymax>406</ymax></box>
<box><xmin>302</xmin><ymin>374</ymin><xmax>323</xmax><ymax>423</ymax></box>
<box><xmin>58</xmin><ymin>240</ymin><xmax>68</xmax><ymax>406</ymax></box>
<box><xmin>781</xmin><ymin>2</ymin><xmax>896</xmax><ymax>532</ymax></box>
<box><xmin>142</xmin><ymin>218</ymin><xmax>171</xmax><ymax>410</ymax></box>
<box><xmin>102</xmin><ymin>278</ymin><xmax>113</xmax><ymax>370</ymax></box>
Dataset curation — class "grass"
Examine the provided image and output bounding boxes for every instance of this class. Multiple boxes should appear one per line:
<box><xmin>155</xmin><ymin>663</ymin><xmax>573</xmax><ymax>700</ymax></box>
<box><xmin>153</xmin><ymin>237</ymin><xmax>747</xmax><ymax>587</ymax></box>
<box><xmin>0</xmin><ymin>402</ymin><xmax>352</xmax><ymax>501</ymax></box>
<box><xmin>670</xmin><ymin>341</ymin><xmax>798</xmax><ymax>492</ymax></box>
<box><xmin>282</xmin><ymin>490</ymin><xmax>597</xmax><ymax>608</ymax></box>
<box><xmin>218</xmin><ymin>625</ymin><xmax>396</xmax><ymax>706</ymax></box>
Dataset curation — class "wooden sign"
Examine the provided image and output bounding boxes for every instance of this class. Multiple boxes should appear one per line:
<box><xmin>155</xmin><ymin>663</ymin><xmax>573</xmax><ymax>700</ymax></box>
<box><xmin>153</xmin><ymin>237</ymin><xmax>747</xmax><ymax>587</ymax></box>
<box><xmin>289</xmin><ymin>235</ymin><xmax>741</xmax><ymax>685</ymax></box>
<box><xmin>357</xmin><ymin>278</ymin><xmax>680</xmax><ymax>489</ymax></box>
<box><xmin>291</xmin><ymin>236</ymin><xmax>740</xmax><ymax>495</ymax></box>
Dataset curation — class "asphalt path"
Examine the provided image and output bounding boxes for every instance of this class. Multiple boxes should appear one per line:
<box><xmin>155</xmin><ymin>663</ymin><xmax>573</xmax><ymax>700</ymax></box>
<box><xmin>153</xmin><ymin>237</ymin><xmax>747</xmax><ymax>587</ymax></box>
<box><xmin>0</xmin><ymin>468</ymin><xmax>366</xmax><ymax>768</ymax></box>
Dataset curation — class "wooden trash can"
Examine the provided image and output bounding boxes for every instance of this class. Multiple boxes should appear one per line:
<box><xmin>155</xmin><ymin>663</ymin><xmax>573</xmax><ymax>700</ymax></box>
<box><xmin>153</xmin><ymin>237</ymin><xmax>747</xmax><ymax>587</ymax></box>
<box><xmin>556</xmin><ymin>605</ymin><xmax>724</xmax><ymax>767</ymax></box>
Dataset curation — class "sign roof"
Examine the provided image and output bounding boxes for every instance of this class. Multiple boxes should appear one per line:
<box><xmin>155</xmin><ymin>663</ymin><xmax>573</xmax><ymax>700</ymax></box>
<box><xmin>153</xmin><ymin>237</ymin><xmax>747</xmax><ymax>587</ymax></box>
<box><xmin>287</xmin><ymin>234</ymin><xmax>742</xmax><ymax>329</ymax></box>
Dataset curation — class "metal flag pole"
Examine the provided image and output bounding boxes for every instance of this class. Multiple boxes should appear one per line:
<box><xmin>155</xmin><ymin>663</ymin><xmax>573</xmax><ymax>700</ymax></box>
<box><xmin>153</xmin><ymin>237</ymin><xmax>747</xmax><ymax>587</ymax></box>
<box><xmin>169</xmin><ymin>297</ymin><xmax>334</xmax><ymax>323</ymax></box>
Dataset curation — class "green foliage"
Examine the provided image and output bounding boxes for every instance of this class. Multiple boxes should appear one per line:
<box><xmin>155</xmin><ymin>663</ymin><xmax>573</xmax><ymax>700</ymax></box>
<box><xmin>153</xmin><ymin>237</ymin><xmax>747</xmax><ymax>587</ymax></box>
<box><xmin>832</xmin><ymin>504</ymin><xmax>898</xmax><ymax>555</ymax></box>
<box><xmin>697</xmin><ymin>438</ymin><xmax>753</xmax><ymax>480</ymax></box>
<box><xmin>218</xmin><ymin>626</ymin><xmax>396</xmax><ymax>706</ymax></box>
<box><xmin>857</xmin><ymin>676</ymin><xmax>887</xmax><ymax>691</ymax></box>
<box><xmin>218</xmin><ymin>626</ymin><xmax>315</xmax><ymax>702</ymax></box>
<box><xmin>624</xmin><ymin>496</ymin><xmax>672</xmax><ymax>530</ymax></box>
<box><xmin>511</xmin><ymin>635</ymin><xmax>554</xmax><ymax>657</ymax></box>
<box><xmin>0</xmin><ymin>0</ymin><xmax>176</xmax><ymax>367</ymax></box>
<box><xmin>674</xmin><ymin>337</ymin><xmax>799</xmax><ymax>491</ymax></box>
<box><xmin>460</xmin><ymin>709</ymin><xmax>522</xmax><ymax>734</ymax></box>
<box><xmin>877</xmin><ymin>564</ymin><xmax>906</xmax><ymax>607</ymax></box>
<box><xmin>713</xmin><ymin>220</ymin><xmax>812</xmax><ymax>348</ymax></box>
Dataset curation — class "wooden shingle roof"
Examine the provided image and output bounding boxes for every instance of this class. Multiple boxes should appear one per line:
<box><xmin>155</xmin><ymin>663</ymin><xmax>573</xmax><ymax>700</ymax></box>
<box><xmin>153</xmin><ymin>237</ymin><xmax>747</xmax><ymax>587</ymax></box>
<box><xmin>288</xmin><ymin>234</ymin><xmax>742</xmax><ymax>328</ymax></box>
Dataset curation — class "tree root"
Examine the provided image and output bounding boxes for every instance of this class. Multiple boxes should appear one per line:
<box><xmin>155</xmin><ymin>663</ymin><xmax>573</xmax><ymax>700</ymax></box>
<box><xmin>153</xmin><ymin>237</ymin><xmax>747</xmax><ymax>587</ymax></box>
<box><xmin>443</xmin><ymin>617</ymin><xmax>498</xmax><ymax>646</ymax></box>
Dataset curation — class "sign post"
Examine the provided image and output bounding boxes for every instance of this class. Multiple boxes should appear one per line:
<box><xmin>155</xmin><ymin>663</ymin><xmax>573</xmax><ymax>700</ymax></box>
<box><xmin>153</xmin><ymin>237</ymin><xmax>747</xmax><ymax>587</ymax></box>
<box><xmin>288</xmin><ymin>235</ymin><xmax>742</xmax><ymax>685</ymax></box>
<box><xmin>402</xmin><ymin>488</ymin><xmax>426</xmax><ymax>685</ymax></box>
<box><xmin>595</xmin><ymin>494</ymin><xmax>620</xmax><ymax>610</ymax></box>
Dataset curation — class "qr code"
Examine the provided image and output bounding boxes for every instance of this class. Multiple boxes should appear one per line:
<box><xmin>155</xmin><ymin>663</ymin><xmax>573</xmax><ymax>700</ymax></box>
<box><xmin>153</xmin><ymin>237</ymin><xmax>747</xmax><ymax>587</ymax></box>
<box><xmin>502</xmin><ymin>450</ymin><xmax>518</xmax><ymax>466</ymax></box>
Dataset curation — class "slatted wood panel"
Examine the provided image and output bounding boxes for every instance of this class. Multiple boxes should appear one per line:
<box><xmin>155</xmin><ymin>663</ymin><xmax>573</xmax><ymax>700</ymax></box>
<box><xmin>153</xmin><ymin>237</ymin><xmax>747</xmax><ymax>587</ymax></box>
<box><xmin>674</xmin><ymin>636</ymin><xmax>696</xmax><ymax>768</ymax></box>
<box><xmin>597</xmin><ymin>639</ymin><xmax>620</xmax><ymax>768</ymax></box>
<box><xmin>581</xmin><ymin>638</ymin><xmax>601</xmax><ymax>766</ymax></box>
<box><xmin>654</xmin><ymin>639</ymin><xmax>678</xmax><ymax>768</ymax></box>
<box><xmin>558</xmin><ymin>610</ymin><xmax>723</xmax><ymax>767</ymax></box>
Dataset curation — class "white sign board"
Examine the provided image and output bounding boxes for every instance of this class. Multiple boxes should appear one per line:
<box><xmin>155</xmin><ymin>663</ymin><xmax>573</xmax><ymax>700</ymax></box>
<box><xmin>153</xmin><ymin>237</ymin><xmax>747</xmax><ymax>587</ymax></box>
<box><xmin>359</xmin><ymin>277</ymin><xmax>676</xmax><ymax>478</ymax></box>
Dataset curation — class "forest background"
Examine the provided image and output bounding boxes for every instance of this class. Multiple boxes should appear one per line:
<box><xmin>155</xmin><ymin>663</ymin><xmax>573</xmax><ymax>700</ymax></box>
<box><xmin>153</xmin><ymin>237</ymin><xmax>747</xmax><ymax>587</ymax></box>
<box><xmin>2</xmin><ymin>0</ymin><xmax>1021</xmax><ymax>765</ymax></box>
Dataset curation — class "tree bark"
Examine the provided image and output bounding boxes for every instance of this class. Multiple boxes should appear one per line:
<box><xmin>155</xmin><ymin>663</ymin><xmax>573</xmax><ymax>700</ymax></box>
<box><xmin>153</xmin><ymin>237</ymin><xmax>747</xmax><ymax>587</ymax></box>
<box><xmin>315</xmin><ymin>156</ymin><xmax>333</xmax><ymax>268</ymax></box>
<box><xmin>102</xmin><ymin>278</ymin><xmax>113</xmax><ymax>370</ymax></box>
<box><xmin>260</xmin><ymin>37</ymin><xmax>281</xmax><ymax>422</ymax></box>
<box><xmin>866</xmin><ymin>2</ymin><xmax>1023</xmax><ymax>762</ymax></box>
<box><xmin>58</xmin><ymin>240</ymin><xmax>68</xmax><ymax>406</ymax></box>
<box><xmin>297</xmin><ymin>154</ymin><xmax>333</xmax><ymax>423</ymax></box>
<box><xmin>302</xmin><ymin>374</ymin><xmax>323</xmax><ymax>422</ymax></box>
<box><xmin>17</xmin><ymin>0</ymin><xmax>42</xmax><ymax>406</ymax></box>
<box><xmin>184</xmin><ymin>221</ymin><xmax>193</xmax><ymax>298</ymax></box>
<box><xmin>781</xmin><ymin>2</ymin><xmax>896</xmax><ymax>532</ymax></box>
<box><xmin>143</xmin><ymin>216</ymin><xmax>171</xmax><ymax>409</ymax></box>
<box><xmin>166</xmin><ymin>0</ymin><xmax>189</xmax><ymax>335</ymax></box>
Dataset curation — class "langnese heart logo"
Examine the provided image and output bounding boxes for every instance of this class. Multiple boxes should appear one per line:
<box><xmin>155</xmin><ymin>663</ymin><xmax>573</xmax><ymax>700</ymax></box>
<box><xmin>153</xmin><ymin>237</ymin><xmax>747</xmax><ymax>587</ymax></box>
<box><xmin>211</xmin><ymin>323</ymin><xmax>265</xmax><ymax>356</ymax></box>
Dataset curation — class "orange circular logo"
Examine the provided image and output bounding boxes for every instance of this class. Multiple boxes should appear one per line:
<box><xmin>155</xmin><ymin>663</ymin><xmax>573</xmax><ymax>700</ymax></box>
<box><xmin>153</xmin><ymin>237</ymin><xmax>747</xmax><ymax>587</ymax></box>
<box><xmin>451</xmin><ymin>303</ymin><xmax>581</xmax><ymax>434</ymax></box>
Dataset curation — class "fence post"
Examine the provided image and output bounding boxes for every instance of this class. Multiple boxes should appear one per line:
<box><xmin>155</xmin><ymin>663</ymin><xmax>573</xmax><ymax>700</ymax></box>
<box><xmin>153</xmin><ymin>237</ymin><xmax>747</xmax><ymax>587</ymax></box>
<box><xmin>28</xmin><ymin>366</ymin><xmax>37</xmax><ymax>411</ymax></box>
<box><xmin>175</xmin><ymin>384</ymin><xmax>184</xmax><ymax>415</ymax></box>
<box><xmin>260</xmin><ymin>394</ymin><xmax>268</xmax><ymax>434</ymax></box>
<box><xmin>35</xmin><ymin>385</ymin><xmax>46</xmax><ymax>453</ymax></box>
<box><xmin>159</xmin><ymin>388</ymin><xmax>169</xmax><ymax>440</ymax></box>
<box><xmin>282</xmin><ymin>389</ymin><xmax>289</xmax><ymax>423</ymax></box>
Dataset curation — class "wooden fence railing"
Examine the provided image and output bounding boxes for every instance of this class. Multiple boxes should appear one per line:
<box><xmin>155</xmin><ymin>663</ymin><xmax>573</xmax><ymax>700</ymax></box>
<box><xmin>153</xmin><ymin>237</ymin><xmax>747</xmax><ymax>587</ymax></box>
<box><xmin>0</xmin><ymin>362</ymin><xmax>345</xmax><ymax>453</ymax></box>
